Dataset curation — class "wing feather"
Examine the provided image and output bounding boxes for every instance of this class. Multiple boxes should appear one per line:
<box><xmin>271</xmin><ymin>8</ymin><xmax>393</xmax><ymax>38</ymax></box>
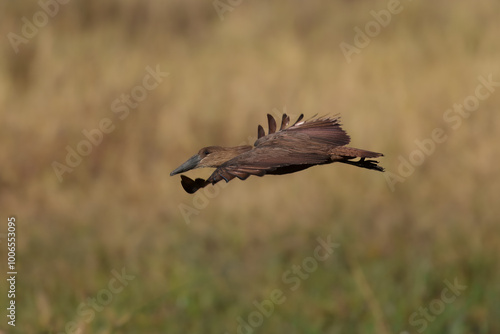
<box><xmin>292</xmin><ymin>114</ymin><xmax>304</xmax><ymax>126</ymax></box>
<box><xmin>257</xmin><ymin>125</ymin><xmax>265</xmax><ymax>139</ymax></box>
<box><xmin>267</xmin><ymin>114</ymin><xmax>277</xmax><ymax>134</ymax></box>
<box><xmin>280</xmin><ymin>114</ymin><xmax>290</xmax><ymax>130</ymax></box>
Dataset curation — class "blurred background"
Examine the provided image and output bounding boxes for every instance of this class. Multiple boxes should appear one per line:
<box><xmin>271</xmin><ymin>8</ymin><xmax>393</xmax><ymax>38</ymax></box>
<box><xmin>1</xmin><ymin>0</ymin><xmax>499</xmax><ymax>333</ymax></box>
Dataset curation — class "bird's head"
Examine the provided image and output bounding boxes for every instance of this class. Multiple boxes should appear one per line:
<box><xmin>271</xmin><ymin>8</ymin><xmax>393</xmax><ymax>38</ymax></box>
<box><xmin>170</xmin><ymin>145</ymin><xmax>251</xmax><ymax>176</ymax></box>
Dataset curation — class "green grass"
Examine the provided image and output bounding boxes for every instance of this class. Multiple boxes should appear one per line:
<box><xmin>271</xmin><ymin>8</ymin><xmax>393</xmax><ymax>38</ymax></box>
<box><xmin>1</xmin><ymin>0</ymin><xmax>499</xmax><ymax>333</ymax></box>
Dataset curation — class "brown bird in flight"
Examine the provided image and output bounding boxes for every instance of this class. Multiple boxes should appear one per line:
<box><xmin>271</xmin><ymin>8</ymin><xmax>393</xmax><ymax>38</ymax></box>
<box><xmin>171</xmin><ymin>114</ymin><xmax>384</xmax><ymax>193</ymax></box>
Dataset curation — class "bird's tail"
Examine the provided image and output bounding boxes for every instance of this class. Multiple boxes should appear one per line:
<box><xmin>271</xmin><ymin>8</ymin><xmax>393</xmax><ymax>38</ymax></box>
<box><xmin>332</xmin><ymin>147</ymin><xmax>385</xmax><ymax>172</ymax></box>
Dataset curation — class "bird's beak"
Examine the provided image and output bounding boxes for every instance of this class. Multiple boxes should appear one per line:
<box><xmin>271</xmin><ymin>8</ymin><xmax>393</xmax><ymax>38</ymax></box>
<box><xmin>170</xmin><ymin>154</ymin><xmax>202</xmax><ymax>176</ymax></box>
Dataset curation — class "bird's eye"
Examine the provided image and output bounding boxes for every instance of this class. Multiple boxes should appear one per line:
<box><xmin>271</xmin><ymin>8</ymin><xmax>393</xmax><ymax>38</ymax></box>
<box><xmin>203</xmin><ymin>149</ymin><xmax>210</xmax><ymax>155</ymax></box>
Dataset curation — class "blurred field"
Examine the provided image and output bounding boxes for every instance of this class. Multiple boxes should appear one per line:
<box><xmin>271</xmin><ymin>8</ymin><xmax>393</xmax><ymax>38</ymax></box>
<box><xmin>1</xmin><ymin>0</ymin><xmax>500</xmax><ymax>333</ymax></box>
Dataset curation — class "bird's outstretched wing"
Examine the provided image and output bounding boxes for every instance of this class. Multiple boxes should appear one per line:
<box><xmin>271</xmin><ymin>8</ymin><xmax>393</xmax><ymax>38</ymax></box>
<box><xmin>207</xmin><ymin>114</ymin><xmax>350</xmax><ymax>184</ymax></box>
<box><xmin>256</xmin><ymin>113</ymin><xmax>350</xmax><ymax>147</ymax></box>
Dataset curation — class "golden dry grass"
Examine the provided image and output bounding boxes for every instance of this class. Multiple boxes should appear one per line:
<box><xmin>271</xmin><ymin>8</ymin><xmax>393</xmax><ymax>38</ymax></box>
<box><xmin>1</xmin><ymin>0</ymin><xmax>499</xmax><ymax>333</ymax></box>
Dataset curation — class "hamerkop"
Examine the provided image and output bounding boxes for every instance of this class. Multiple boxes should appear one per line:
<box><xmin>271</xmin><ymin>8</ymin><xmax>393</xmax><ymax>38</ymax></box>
<box><xmin>171</xmin><ymin>114</ymin><xmax>384</xmax><ymax>193</ymax></box>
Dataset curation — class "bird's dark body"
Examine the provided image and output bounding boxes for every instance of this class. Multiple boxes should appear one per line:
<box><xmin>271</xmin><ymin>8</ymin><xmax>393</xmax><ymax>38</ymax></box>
<box><xmin>171</xmin><ymin>114</ymin><xmax>384</xmax><ymax>193</ymax></box>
